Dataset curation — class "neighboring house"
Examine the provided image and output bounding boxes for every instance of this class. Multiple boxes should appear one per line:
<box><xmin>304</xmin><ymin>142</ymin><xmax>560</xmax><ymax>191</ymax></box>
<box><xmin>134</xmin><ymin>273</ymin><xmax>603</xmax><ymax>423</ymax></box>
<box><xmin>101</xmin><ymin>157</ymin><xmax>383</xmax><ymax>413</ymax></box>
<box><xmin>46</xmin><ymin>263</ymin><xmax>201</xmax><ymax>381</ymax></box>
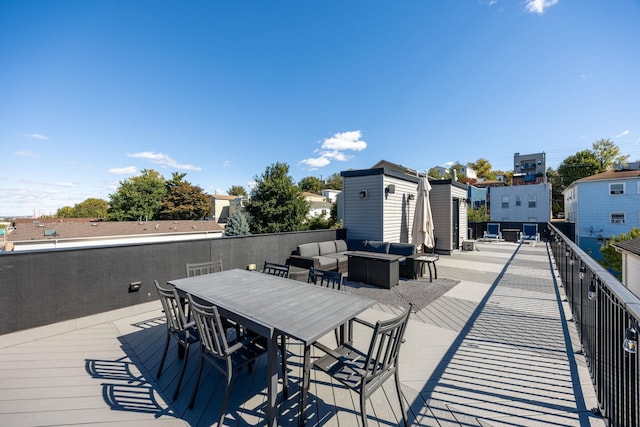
<box><xmin>321</xmin><ymin>189</ymin><xmax>340</xmax><ymax>203</ymax></box>
<box><xmin>302</xmin><ymin>192</ymin><xmax>326</xmax><ymax>203</ymax></box>
<box><xmin>341</xmin><ymin>160</ymin><xmax>468</xmax><ymax>254</ymax></box>
<box><xmin>474</xmin><ymin>179</ymin><xmax>507</xmax><ymax>216</ymax></box>
<box><xmin>512</xmin><ymin>151</ymin><xmax>546</xmax><ymax>185</ymax></box>
<box><xmin>5</xmin><ymin>218</ymin><xmax>224</xmax><ymax>251</ymax></box>
<box><xmin>430</xmin><ymin>165</ymin><xmax>476</xmax><ymax>180</ymax></box>
<box><xmin>302</xmin><ymin>192</ymin><xmax>334</xmax><ymax>219</ymax></box>
<box><xmin>468</xmin><ymin>184</ymin><xmax>487</xmax><ymax>210</ymax></box>
<box><xmin>490</xmin><ymin>182</ymin><xmax>552</xmax><ymax>223</ymax></box>
<box><xmin>563</xmin><ymin>168</ymin><xmax>640</xmax><ymax>258</ymax></box>
<box><xmin>210</xmin><ymin>194</ymin><xmax>238</xmax><ymax>222</ymax></box>
<box><xmin>612</xmin><ymin>238</ymin><xmax>640</xmax><ymax>299</ymax></box>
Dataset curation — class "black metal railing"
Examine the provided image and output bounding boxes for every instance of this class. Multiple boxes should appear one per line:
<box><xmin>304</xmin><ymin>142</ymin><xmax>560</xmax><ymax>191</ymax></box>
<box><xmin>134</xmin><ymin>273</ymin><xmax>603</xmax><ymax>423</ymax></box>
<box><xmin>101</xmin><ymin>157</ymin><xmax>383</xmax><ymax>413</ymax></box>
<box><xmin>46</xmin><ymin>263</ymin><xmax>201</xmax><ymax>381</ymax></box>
<box><xmin>549</xmin><ymin>223</ymin><xmax>639</xmax><ymax>427</ymax></box>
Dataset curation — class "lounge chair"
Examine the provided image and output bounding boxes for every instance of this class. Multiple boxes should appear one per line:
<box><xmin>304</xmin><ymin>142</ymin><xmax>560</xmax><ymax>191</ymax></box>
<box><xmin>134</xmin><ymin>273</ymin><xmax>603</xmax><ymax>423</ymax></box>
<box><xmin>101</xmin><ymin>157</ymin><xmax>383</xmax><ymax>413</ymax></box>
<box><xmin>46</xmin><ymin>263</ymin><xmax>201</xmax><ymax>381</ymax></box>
<box><xmin>483</xmin><ymin>223</ymin><xmax>502</xmax><ymax>242</ymax></box>
<box><xmin>520</xmin><ymin>223</ymin><xmax>540</xmax><ymax>245</ymax></box>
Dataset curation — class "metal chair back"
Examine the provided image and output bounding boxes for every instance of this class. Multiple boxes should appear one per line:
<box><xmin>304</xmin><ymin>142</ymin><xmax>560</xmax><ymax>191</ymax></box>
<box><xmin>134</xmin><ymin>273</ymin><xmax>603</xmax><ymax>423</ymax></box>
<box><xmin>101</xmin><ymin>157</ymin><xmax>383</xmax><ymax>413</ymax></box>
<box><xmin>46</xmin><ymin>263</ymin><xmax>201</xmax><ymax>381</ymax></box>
<box><xmin>186</xmin><ymin>260</ymin><xmax>223</xmax><ymax>277</ymax></box>
<box><xmin>307</xmin><ymin>267</ymin><xmax>343</xmax><ymax>290</ymax></box>
<box><xmin>262</xmin><ymin>261</ymin><xmax>290</xmax><ymax>278</ymax></box>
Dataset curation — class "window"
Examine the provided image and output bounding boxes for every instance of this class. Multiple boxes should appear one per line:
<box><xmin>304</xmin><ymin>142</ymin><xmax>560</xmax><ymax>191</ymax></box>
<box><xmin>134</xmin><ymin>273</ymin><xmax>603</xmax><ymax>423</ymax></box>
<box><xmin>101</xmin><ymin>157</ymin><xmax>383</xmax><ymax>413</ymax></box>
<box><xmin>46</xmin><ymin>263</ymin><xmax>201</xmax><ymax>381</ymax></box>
<box><xmin>610</xmin><ymin>183</ymin><xmax>625</xmax><ymax>195</ymax></box>
<box><xmin>515</xmin><ymin>195</ymin><xmax>521</xmax><ymax>207</ymax></box>
<box><xmin>501</xmin><ymin>195</ymin><xmax>509</xmax><ymax>209</ymax></box>
<box><xmin>528</xmin><ymin>194</ymin><xmax>537</xmax><ymax>208</ymax></box>
<box><xmin>611</xmin><ymin>212</ymin><xmax>625</xmax><ymax>224</ymax></box>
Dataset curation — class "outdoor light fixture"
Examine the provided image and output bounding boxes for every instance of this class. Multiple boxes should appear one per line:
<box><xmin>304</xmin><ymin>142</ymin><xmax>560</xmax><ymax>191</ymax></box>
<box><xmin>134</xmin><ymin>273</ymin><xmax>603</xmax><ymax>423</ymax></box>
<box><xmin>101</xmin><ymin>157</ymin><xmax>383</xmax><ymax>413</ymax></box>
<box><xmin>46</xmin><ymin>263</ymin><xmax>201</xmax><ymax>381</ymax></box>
<box><xmin>588</xmin><ymin>274</ymin><xmax>597</xmax><ymax>300</ymax></box>
<box><xmin>384</xmin><ymin>185</ymin><xmax>395</xmax><ymax>199</ymax></box>
<box><xmin>569</xmin><ymin>254</ymin><xmax>575</xmax><ymax>265</ymax></box>
<box><xmin>565</xmin><ymin>249</ymin><xmax>570</xmax><ymax>258</ymax></box>
<box><xmin>579</xmin><ymin>265</ymin><xmax>586</xmax><ymax>280</ymax></box>
<box><xmin>624</xmin><ymin>322</ymin><xmax>637</xmax><ymax>354</ymax></box>
<box><xmin>359</xmin><ymin>190</ymin><xmax>368</xmax><ymax>199</ymax></box>
<box><xmin>407</xmin><ymin>194</ymin><xmax>415</xmax><ymax>200</ymax></box>
<box><xmin>129</xmin><ymin>281</ymin><xmax>142</xmax><ymax>293</ymax></box>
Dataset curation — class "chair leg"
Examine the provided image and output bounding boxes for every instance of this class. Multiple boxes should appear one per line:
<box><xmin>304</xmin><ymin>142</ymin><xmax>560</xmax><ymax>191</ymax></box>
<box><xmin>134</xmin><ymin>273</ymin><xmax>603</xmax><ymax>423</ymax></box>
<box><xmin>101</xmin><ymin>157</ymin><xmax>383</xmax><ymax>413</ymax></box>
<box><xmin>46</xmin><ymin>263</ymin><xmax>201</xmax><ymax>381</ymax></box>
<box><xmin>173</xmin><ymin>341</ymin><xmax>190</xmax><ymax>400</ymax></box>
<box><xmin>217</xmin><ymin>371</ymin><xmax>233</xmax><ymax>427</ymax></box>
<box><xmin>395</xmin><ymin>371</ymin><xmax>409</xmax><ymax>427</ymax></box>
<box><xmin>360</xmin><ymin>392</ymin><xmax>369</xmax><ymax>427</ymax></box>
<box><xmin>188</xmin><ymin>354</ymin><xmax>205</xmax><ymax>409</ymax></box>
<box><xmin>280</xmin><ymin>334</ymin><xmax>289</xmax><ymax>399</ymax></box>
<box><xmin>157</xmin><ymin>332</ymin><xmax>171</xmax><ymax>378</ymax></box>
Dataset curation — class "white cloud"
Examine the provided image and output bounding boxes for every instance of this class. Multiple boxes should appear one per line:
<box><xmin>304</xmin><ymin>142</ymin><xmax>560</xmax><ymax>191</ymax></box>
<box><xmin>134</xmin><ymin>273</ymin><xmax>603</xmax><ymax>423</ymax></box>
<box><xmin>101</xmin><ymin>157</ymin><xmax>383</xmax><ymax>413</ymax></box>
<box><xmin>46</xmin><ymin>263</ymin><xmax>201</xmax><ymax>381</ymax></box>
<box><xmin>127</xmin><ymin>151</ymin><xmax>202</xmax><ymax>171</ymax></box>
<box><xmin>26</xmin><ymin>133</ymin><xmax>48</xmax><ymax>140</ymax></box>
<box><xmin>16</xmin><ymin>150</ymin><xmax>38</xmax><ymax>157</ymax></box>
<box><xmin>300</xmin><ymin>130</ymin><xmax>367</xmax><ymax>170</ymax></box>
<box><xmin>615</xmin><ymin>130</ymin><xmax>630</xmax><ymax>138</ymax></box>
<box><xmin>108</xmin><ymin>166</ymin><xmax>138</xmax><ymax>174</ymax></box>
<box><xmin>524</xmin><ymin>0</ymin><xmax>558</xmax><ymax>14</ymax></box>
<box><xmin>53</xmin><ymin>182</ymin><xmax>77</xmax><ymax>187</ymax></box>
<box><xmin>301</xmin><ymin>156</ymin><xmax>332</xmax><ymax>169</ymax></box>
<box><xmin>222</xmin><ymin>160</ymin><xmax>230</xmax><ymax>167</ymax></box>
<box><xmin>320</xmin><ymin>130</ymin><xmax>367</xmax><ymax>151</ymax></box>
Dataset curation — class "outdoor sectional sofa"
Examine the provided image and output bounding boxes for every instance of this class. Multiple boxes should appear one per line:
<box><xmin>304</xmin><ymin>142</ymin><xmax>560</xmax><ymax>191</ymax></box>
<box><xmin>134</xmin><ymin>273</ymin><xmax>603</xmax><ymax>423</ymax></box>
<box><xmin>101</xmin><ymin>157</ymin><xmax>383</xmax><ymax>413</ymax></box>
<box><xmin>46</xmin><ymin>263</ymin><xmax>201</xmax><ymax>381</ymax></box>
<box><xmin>287</xmin><ymin>239</ymin><xmax>417</xmax><ymax>278</ymax></box>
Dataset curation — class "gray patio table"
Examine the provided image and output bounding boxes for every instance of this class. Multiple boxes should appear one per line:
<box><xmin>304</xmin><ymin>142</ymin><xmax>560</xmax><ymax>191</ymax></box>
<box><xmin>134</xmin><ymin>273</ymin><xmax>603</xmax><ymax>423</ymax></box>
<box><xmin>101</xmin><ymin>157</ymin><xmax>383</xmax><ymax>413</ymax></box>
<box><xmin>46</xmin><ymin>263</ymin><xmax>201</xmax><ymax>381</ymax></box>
<box><xmin>169</xmin><ymin>268</ymin><xmax>375</xmax><ymax>427</ymax></box>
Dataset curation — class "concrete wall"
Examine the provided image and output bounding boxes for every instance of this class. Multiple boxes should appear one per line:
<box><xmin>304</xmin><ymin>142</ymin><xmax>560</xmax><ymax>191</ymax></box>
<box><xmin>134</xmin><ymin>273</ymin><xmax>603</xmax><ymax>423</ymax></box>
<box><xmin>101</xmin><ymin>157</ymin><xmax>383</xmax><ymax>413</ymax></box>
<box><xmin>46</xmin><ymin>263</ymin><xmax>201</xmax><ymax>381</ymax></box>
<box><xmin>0</xmin><ymin>229</ymin><xmax>344</xmax><ymax>335</ymax></box>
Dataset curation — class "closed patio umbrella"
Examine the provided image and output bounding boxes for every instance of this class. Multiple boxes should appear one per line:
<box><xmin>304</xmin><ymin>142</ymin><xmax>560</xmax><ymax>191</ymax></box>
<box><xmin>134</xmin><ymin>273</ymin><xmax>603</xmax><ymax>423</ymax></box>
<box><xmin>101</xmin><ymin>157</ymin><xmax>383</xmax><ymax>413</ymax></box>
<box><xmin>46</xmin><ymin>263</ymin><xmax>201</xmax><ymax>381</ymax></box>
<box><xmin>411</xmin><ymin>177</ymin><xmax>434</xmax><ymax>251</ymax></box>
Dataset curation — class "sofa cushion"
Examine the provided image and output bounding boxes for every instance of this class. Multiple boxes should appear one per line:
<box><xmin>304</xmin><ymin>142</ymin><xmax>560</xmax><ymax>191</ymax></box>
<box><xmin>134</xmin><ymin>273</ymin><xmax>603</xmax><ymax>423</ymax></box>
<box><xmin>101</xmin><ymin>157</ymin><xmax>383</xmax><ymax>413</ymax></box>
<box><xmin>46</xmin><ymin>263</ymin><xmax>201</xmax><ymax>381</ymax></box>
<box><xmin>318</xmin><ymin>240</ymin><xmax>337</xmax><ymax>255</ymax></box>
<box><xmin>298</xmin><ymin>242</ymin><xmax>320</xmax><ymax>258</ymax></box>
<box><xmin>365</xmin><ymin>240</ymin><xmax>390</xmax><ymax>253</ymax></box>
<box><xmin>334</xmin><ymin>239</ymin><xmax>348</xmax><ymax>253</ymax></box>
<box><xmin>346</xmin><ymin>239</ymin><xmax>368</xmax><ymax>251</ymax></box>
<box><xmin>389</xmin><ymin>243</ymin><xmax>415</xmax><ymax>256</ymax></box>
<box><xmin>314</xmin><ymin>255</ymin><xmax>339</xmax><ymax>270</ymax></box>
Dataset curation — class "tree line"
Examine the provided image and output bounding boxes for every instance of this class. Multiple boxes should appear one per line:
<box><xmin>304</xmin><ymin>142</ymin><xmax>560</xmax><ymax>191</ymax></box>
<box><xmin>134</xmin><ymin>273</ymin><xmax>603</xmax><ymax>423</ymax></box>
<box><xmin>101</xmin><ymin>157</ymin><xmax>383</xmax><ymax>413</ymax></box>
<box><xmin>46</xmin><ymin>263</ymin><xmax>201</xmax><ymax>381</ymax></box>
<box><xmin>55</xmin><ymin>164</ymin><xmax>342</xmax><ymax>235</ymax></box>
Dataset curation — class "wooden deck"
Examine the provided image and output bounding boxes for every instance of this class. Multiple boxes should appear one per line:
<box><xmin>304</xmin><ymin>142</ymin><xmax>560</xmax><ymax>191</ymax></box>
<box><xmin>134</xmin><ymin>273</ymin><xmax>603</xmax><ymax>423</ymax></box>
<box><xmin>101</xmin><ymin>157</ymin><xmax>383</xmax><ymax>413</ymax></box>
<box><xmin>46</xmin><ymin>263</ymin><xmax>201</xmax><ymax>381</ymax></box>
<box><xmin>0</xmin><ymin>242</ymin><xmax>607</xmax><ymax>426</ymax></box>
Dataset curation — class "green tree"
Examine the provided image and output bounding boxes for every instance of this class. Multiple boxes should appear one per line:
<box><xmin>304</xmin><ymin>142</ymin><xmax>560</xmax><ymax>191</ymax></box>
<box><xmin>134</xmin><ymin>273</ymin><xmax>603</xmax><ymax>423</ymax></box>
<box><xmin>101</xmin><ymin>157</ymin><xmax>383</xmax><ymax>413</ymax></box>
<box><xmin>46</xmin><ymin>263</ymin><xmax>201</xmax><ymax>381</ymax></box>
<box><xmin>600</xmin><ymin>228</ymin><xmax>640</xmax><ymax>278</ymax></box>
<box><xmin>557</xmin><ymin>150</ymin><xmax>601</xmax><ymax>187</ymax></box>
<box><xmin>305</xmin><ymin>212</ymin><xmax>332</xmax><ymax>230</ymax></box>
<box><xmin>592</xmin><ymin>138</ymin><xmax>629</xmax><ymax>171</ymax></box>
<box><xmin>228</xmin><ymin>185</ymin><xmax>248</xmax><ymax>197</ymax></box>
<box><xmin>427</xmin><ymin>167</ymin><xmax>441</xmax><ymax>179</ymax></box>
<box><xmin>245</xmin><ymin>162</ymin><xmax>309</xmax><ymax>233</ymax></box>
<box><xmin>468</xmin><ymin>158</ymin><xmax>492</xmax><ymax>179</ymax></box>
<box><xmin>108</xmin><ymin>169</ymin><xmax>167</xmax><ymax>221</ymax></box>
<box><xmin>56</xmin><ymin>206</ymin><xmax>76</xmax><ymax>218</ymax></box>
<box><xmin>224</xmin><ymin>210</ymin><xmax>251</xmax><ymax>236</ymax></box>
<box><xmin>545</xmin><ymin>167</ymin><xmax>565</xmax><ymax>216</ymax></box>
<box><xmin>160</xmin><ymin>172</ymin><xmax>211</xmax><ymax>220</ymax></box>
<box><xmin>325</xmin><ymin>172</ymin><xmax>342</xmax><ymax>190</ymax></box>
<box><xmin>468</xmin><ymin>206</ymin><xmax>489</xmax><ymax>222</ymax></box>
<box><xmin>298</xmin><ymin>176</ymin><xmax>323</xmax><ymax>193</ymax></box>
<box><xmin>74</xmin><ymin>198</ymin><xmax>108</xmax><ymax>218</ymax></box>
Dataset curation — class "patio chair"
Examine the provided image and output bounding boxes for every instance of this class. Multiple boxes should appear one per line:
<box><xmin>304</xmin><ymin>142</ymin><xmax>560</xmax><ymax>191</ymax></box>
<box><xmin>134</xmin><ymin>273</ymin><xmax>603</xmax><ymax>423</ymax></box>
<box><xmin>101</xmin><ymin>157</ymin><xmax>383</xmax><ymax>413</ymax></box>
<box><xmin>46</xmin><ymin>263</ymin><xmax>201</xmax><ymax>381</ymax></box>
<box><xmin>313</xmin><ymin>304</ymin><xmax>412</xmax><ymax>427</ymax></box>
<box><xmin>307</xmin><ymin>267</ymin><xmax>343</xmax><ymax>291</ymax></box>
<box><xmin>262</xmin><ymin>261</ymin><xmax>290</xmax><ymax>278</ymax></box>
<box><xmin>154</xmin><ymin>280</ymin><xmax>200</xmax><ymax>400</ymax></box>
<box><xmin>186</xmin><ymin>295</ymin><xmax>268</xmax><ymax>426</ymax></box>
<box><xmin>307</xmin><ymin>268</ymin><xmax>344</xmax><ymax>343</ymax></box>
<box><xmin>520</xmin><ymin>223</ymin><xmax>540</xmax><ymax>244</ymax></box>
<box><xmin>483</xmin><ymin>223</ymin><xmax>502</xmax><ymax>242</ymax></box>
<box><xmin>185</xmin><ymin>259</ymin><xmax>223</xmax><ymax>277</ymax></box>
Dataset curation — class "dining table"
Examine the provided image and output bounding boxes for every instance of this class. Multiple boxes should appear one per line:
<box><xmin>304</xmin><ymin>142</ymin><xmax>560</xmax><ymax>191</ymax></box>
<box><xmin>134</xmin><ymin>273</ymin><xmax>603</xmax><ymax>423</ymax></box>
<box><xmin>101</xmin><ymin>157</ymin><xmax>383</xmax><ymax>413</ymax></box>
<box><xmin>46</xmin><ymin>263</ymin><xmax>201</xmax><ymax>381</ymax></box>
<box><xmin>169</xmin><ymin>268</ymin><xmax>375</xmax><ymax>427</ymax></box>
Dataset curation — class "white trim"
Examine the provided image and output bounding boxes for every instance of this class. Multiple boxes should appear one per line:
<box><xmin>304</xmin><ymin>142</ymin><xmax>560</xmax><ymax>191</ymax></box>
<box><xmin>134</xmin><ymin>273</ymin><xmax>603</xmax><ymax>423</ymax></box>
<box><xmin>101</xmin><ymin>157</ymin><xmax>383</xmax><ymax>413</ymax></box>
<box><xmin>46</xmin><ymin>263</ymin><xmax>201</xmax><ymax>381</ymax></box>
<box><xmin>609</xmin><ymin>182</ymin><xmax>625</xmax><ymax>195</ymax></box>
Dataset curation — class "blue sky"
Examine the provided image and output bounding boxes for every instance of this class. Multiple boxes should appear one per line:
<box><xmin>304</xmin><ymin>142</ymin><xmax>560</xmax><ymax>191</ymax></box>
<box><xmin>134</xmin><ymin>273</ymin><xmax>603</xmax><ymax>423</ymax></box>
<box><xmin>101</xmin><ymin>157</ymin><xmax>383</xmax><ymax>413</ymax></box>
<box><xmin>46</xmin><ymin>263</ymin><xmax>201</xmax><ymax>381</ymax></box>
<box><xmin>1</xmin><ymin>0</ymin><xmax>639</xmax><ymax>217</ymax></box>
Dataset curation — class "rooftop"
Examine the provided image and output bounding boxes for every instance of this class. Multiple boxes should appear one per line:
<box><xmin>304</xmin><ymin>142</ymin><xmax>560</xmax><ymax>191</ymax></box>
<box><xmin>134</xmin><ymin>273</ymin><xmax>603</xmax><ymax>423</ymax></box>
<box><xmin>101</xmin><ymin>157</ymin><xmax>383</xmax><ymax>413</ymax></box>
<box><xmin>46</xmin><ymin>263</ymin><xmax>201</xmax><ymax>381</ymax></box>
<box><xmin>0</xmin><ymin>242</ymin><xmax>605</xmax><ymax>426</ymax></box>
